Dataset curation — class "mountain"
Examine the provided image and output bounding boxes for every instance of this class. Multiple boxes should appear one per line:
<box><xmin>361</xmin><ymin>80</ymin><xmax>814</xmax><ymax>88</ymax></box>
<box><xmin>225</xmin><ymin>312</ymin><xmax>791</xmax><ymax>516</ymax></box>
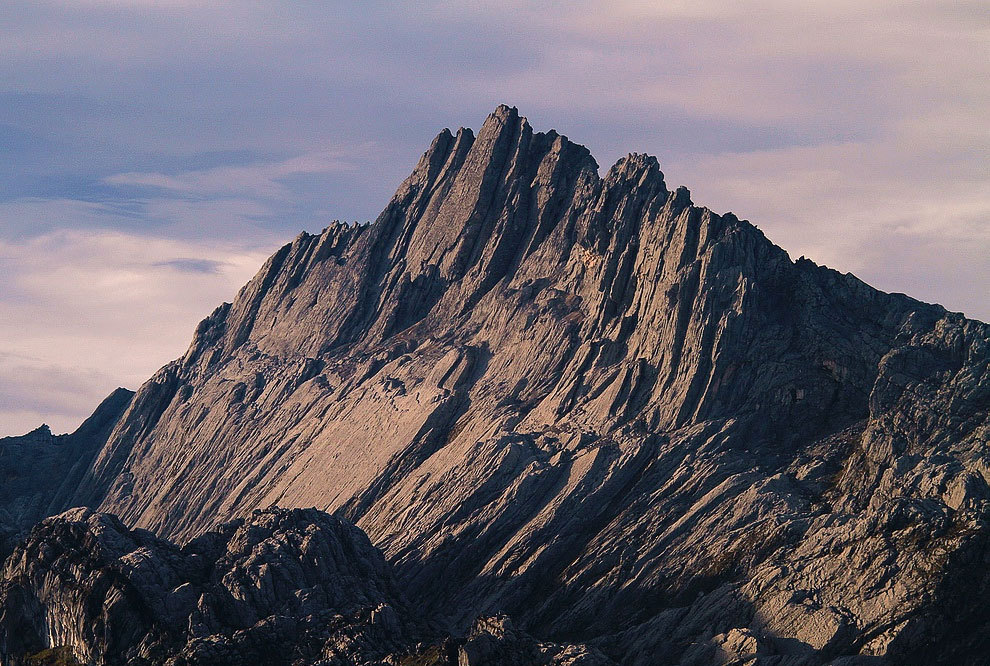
<box><xmin>1</xmin><ymin>106</ymin><xmax>988</xmax><ymax>665</ymax></box>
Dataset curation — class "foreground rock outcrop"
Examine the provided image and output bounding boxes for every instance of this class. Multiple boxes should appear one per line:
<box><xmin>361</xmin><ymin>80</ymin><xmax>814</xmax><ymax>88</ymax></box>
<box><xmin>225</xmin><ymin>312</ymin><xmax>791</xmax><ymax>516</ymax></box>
<box><xmin>0</xmin><ymin>507</ymin><xmax>413</xmax><ymax>665</ymax></box>
<box><xmin>0</xmin><ymin>508</ymin><xmax>607</xmax><ymax>666</ymax></box>
<box><xmin>1</xmin><ymin>106</ymin><xmax>988</xmax><ymax>664</ymax></box>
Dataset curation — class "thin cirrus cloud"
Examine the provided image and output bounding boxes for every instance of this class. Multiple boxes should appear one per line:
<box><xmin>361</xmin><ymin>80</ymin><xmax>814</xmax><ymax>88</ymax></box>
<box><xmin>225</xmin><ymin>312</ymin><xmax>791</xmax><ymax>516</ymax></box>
<box><xmin>154</xmin><ymin>258</ymin><xmax>225</xmax><ymax>274</ymax></box>
<box><xmin>104</xmin><ymin>147</ymin><xmax>374</xmax><ymax>200</ymax></box>
<box><xmin>0</xmin><ymin>229</ymin><xmax>273</xmax><ymax>435</ymax></box>
<box><xmin>0</xmin><ymin>0</ymin><xmax>986</xmax><ymax>435</ymax></box>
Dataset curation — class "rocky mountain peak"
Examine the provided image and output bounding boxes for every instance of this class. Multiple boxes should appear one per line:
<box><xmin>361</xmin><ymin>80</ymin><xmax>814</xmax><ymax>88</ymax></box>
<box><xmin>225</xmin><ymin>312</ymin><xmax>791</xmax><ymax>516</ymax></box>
<box><xmin>1</xmin><ymin>107</ymin><xmax>988</xmax><ymax>665</ymax></box>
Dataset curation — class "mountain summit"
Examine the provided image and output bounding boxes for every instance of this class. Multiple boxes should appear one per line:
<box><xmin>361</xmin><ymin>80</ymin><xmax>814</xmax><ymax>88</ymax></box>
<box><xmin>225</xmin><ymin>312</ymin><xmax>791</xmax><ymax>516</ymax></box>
<box><xmin>1</xmin><ymin>107</ymin><xmax>988</xmax><ymax>665</ymax></box>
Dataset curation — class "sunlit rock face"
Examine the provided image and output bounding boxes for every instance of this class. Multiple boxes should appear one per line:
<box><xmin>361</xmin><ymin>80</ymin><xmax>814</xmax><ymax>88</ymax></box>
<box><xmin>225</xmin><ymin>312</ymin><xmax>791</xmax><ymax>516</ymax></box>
<box><xmin>1</xmin><ymin>107</ymin><xmax>988</xmax><ymax>665</ymax></box>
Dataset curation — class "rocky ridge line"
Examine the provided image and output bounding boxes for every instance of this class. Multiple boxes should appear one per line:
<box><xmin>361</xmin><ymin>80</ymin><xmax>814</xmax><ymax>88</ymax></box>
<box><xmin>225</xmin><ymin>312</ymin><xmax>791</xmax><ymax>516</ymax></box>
<box><xmin>1</xmin><ymin>106</ymin><xmax>987</xmax><ymax>664</ymax></box>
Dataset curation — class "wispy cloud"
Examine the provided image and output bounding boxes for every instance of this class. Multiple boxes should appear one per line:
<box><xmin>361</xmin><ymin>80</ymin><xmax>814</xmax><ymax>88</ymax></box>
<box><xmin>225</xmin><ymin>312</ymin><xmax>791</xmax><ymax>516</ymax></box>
<box><xmin>0</xmin><ymin>229</ymin><xmax>276</xmax><ymax>435</ymax></box>
<box><xmin>0</xmin><ymin>0</ymin><xmax>986</xmax><ymax>432</ymax></box>
<box><xmin>104</xmin><ymin>146</ymin><xmax>375</xmax><ymax>199</ymax></box>
<box><xmin>153</xmin><ymin>257</ymin><xmax>225</xmax><ymax>274</ymax></box>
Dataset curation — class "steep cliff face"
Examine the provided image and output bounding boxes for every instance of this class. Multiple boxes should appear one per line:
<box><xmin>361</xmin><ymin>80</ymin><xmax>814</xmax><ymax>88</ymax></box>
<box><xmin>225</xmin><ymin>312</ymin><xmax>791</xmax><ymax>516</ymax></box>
<box><xmin>2</xmin><ymin>106</ymin><xmax>988</xmax><ymax>664</ymax></box>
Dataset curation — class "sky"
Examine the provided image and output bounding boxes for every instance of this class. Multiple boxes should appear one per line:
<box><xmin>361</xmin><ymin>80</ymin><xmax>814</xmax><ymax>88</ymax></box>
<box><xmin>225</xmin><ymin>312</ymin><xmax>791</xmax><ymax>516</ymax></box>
<box><xmin>1</xmin><ymin>0</ymin><xmax>987</xmax><ymax>436</ymax></box>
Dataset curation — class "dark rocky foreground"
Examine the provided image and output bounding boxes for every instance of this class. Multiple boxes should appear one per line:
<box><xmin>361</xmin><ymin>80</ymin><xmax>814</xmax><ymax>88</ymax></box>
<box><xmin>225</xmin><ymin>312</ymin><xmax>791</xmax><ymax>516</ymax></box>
<box><xmin>0</xmin><ymin>507</ymin><xmax>608</xmax><ymax>665</ymax></box>
<box><xmin>1</xmin><ymin>106</ymin><xmax>988</xmax><ymax>665</ymax></box>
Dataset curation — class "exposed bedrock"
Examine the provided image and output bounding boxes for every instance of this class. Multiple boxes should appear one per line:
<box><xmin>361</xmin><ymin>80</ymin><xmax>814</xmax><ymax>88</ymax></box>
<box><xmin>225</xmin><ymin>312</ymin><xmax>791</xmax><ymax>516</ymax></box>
<box><xmin>2</xmin><ymin>106</ymin><xmax>988</xmax><ymax>665</ymax></box>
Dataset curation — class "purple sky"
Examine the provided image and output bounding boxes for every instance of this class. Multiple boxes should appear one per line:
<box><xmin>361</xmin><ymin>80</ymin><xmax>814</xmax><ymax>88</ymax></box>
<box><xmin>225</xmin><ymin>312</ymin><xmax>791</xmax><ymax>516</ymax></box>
<box><xmin>1</xmin><ymin>1</ymin><xmax>987</xmax><ymax>435</ymax></box>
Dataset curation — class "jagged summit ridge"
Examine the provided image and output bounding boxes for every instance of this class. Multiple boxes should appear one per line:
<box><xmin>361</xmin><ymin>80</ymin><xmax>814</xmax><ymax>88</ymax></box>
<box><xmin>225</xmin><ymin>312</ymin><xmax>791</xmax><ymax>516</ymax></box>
<box><xmin>1</xmin><ymin>106</ymin><xmax>988</xmax><ymax>665</ymax></box>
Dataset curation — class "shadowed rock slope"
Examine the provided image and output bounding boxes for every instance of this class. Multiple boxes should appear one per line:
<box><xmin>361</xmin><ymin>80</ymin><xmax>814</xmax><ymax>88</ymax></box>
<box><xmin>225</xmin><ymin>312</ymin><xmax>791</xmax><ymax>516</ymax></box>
<box><xmin>0</xmin><ymin>507</ymin><xmax>608</xmax><ymax>666</ymax></box>
<box><xmin>2</xmin><ymin>106</ymin><xmax>989</xmax><ymax>665</ymax></box>
<box><xmin>0</xmin><ymin>388</ymin><xmax>133</xmax><ymax>556</ymax></box>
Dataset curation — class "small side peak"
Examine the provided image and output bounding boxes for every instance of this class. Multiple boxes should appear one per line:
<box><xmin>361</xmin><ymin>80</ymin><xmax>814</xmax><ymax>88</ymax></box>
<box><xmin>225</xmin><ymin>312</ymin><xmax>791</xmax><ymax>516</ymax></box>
<box><xmin>398</xmin><ymin>126</ymin><xmax>461</xmax><ymax>191</ymax></box>
<box><xmin>4</xmin><ymin>423</ymin><xmax>55</xmax><ymax>443</ymax></box>
<box><xmin>29</xmin><ymin>423</ymin><xmax>52</xmax><ymax>438</ymax></box>
<box><xmin>425</xmin><ymin>127</ymin><xmax>455</xmax><ymax>157</ymax></box>
<box><xmin>451</xmin><ymin>126</ymin><xmax>476</xmax><ymax>153</ymax></box>
<box><xmin>721</xmin><ymin>211</ymin><xmax>741</xmax><ymax>225</ymax></box>
<box><xmin>673</xmin><ymin>185</ymin><xmax>692</xmax><ymax>207</ymax></box>
<box><xmin>609</xmin><ymin>152</ymin><xmax>661</xmax><ymax>174</ymax></box>
<box><xmin>607</xmin><ymin>152</ymin><xmax>666</xmax><ymax>193</ymax></box>
<box><xmin>627</xmin><ymin>152</ymin><xmax>660</xmax><ymax>167</ymax></box>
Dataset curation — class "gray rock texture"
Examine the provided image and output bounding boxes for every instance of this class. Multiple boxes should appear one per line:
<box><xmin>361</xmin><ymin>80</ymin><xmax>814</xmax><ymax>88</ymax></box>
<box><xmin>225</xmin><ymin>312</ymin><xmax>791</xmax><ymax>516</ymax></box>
<box><xmin>0</xmin><ymin>507</ymin><xmax>420</xmax><ymax>665</ymax></box>
<box><xmin>1</xmin><ymin>106</ymin><xmax>988</xmax><ymax>664</ymax></box>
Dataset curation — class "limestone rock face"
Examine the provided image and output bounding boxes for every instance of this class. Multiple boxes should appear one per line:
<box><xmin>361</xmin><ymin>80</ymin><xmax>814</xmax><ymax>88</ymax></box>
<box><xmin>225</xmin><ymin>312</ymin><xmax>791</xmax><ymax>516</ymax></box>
<box><xmin>0</xmin><ymin>507</ymin><xmax>418</xmax><ymax>665</ymax></box>
<box><xmin>2</xmin><ymin>106</ymin><xmax>989</xmax><ymax>664</ymax></box>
